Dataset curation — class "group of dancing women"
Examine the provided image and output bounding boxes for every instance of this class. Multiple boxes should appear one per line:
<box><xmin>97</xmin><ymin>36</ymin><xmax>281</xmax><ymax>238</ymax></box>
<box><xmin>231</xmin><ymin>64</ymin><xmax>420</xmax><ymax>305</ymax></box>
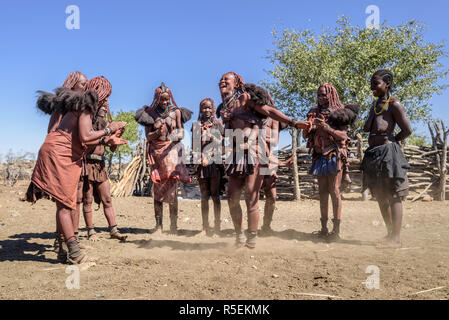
<box><xmin>26</xmin><ymin>69</ymin><xmax>412</xmax><ymax>265</ymax></box>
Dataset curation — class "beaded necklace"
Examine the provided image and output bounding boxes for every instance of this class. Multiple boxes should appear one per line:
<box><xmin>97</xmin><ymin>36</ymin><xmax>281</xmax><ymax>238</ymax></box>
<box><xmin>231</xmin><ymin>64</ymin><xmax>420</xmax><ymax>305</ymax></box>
<box><xmin>374</xmin><ymin>95</ymin><xmax>391</xmax><ymax>115</ymax></box>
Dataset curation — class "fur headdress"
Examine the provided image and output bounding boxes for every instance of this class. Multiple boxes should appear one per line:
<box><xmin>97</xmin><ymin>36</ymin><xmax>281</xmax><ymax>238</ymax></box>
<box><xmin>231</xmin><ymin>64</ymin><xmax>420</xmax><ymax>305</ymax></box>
<box><xmin>135</xmin><ymin>82</ymin><xmax>192</xmax><ymax>126</ymax></box>
<box><xmin>36</xmin><ymin>87</ymin><xmax>99</xmax><ymax>116</ymax></box>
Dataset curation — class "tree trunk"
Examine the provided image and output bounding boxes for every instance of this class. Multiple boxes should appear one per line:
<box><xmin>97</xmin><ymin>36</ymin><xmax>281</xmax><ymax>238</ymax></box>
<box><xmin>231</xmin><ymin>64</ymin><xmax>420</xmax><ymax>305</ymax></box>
<box><xmin>439</xmin><ymin>121</ymin><xmax>448</xmax><ymax>201</ymax></box>
<box><xmin>292</xmin><ymin>128</ymin><xmax>300</xmax><ymax>201</ymax></box>
<box><xmin>140</xmin><ymin>139</ymin><xmax>147</xmax><ymax>196</ymax></box>
<box><xmin>107</xmin><ymin>153</ymin><xmax>113</xmax><ymax>176</ymax></box>
<box><xmin>428</xmin><ymin>121</ymin><xmax>448</xmax><ymax>201</ymax></box>
<box><xmin>118</xmin><ymin>153</ymin><xmax>122</xmax><ymax>181</ymax></box>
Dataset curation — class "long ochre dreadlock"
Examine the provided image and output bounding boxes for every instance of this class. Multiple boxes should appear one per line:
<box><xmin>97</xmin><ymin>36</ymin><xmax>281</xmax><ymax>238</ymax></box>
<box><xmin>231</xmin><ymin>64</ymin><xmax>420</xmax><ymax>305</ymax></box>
<box><xmin>62</xmin><ymin>71</ymin><xmax>87</xmax><ymax>90</ymax></box>
<box><xmin>86</xmin><ymin>76</ymin><xmax>112</xmax><ymax>121</ymax></box>
<box><xmin>318</xmin><ymin>83</ymin><xmax>344</xmax><ymax>111</ymax></box>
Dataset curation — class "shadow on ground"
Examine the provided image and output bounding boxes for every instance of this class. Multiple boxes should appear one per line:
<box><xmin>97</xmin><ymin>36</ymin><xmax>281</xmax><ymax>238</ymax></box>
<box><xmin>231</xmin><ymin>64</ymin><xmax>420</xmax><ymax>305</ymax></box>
<box><xmin>128</xmin><ymin>238</ymin><xmax>229</xmax><ymax>251</ymax></box>
<box><xmin>0</xmin><ymin>233</ymin><xmax>57</xmax><ymax>264</ymax></box>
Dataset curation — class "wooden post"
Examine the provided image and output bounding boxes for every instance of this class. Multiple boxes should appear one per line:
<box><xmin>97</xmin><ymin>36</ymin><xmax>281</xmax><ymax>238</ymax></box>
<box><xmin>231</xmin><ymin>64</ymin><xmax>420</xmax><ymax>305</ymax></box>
<box><xmin>439</xmin><ymin>121</ymin><xmax>449</xmax><ymax>201</ymax></box>
<box><xmin>292</xmin><ymin>128</ymin><xmax>300</xmax><ymax>201</ymax></box>
<box><xmin>428</xmin><ymin>121</ymin><xmax>449</xmax><ymax>201</ymax></box>
<box><xmin>118</xmin><ymin>153</ymin><xmax>122</xmax><ymax>181</ymax></box>
<box><xmin>139</xmin><ymin>139</ymin><xmax>147</xmax><ymax>196</ymax></box>
<box><xmin>357</xmin><ymin>133</ymin><xmax>369</xmax><ymax>201</ymax></box>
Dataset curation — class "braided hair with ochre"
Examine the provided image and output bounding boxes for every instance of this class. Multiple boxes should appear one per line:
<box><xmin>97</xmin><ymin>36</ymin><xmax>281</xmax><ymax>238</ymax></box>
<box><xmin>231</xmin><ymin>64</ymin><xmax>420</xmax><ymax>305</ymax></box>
<box><xmin>62</xmin><ymin>71</ymin><xmax>87</xmax><ymax>90</ymax></box>
<box><xmin>318</xmin><ymin>83</ymin><xmax>343</xmax><ymax>111</ymax></box>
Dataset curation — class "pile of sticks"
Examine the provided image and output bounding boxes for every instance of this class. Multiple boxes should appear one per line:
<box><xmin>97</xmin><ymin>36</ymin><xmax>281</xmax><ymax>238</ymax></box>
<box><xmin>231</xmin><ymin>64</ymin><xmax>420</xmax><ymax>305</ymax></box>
<box><xmin>111</xmin><ymin>154</ymin><xmax>144</xmax><ymax>197</ymax></box>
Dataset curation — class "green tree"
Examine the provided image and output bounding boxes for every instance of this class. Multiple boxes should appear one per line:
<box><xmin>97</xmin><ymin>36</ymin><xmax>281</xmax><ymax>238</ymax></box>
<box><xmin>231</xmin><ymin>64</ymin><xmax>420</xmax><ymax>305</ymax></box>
<box><xmin>263</xmin><ymin>17</ymin><xmax>448</xmax><ymax>125</ymax></box>
<box><xmin>263</xmin><ymin>17</ymin><xmax>448</xmax><ymax>199</ymax></box>
<box><xmin>406</xmin><ymin>132</ymin><xmax>430</xmax><ymax>146</ymax></box>
<box><xmin>105</xmin><ymin>110</ymin><xmax>140</xmax><ymax>179</ymax></box>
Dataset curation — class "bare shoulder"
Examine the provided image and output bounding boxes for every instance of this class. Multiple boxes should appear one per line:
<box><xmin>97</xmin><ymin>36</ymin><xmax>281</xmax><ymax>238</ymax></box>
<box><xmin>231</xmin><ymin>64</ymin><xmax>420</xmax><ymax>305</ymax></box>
<box><xmin>80</xmin><ymin>109</ymin><xmax>92</xmax><ymax>118</ymax></box>
<box><xmin>389</xmin><ymin>97</ymin><xmax>405</xmax><ymax>113</ymax></box>
<box><xmin>239</xmin><ymin>92</ymin><xmax>251</xmax><ymax>105</ymax></box>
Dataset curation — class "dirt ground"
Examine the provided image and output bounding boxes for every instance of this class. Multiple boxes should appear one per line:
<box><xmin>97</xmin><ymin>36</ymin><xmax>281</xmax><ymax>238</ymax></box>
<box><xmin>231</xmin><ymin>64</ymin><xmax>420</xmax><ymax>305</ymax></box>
<box><xmin>0</xmin><ymin>181</ymin><xmax>448</xmax><ymax>300</ymax></box>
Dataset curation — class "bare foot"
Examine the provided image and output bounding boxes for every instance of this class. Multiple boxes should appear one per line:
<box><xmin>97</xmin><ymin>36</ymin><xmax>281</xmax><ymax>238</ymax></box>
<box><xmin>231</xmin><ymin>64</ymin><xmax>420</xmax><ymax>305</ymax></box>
<box><xmin>195</xmin><ymin>230</ymin><xmax>208</xmax><ymax>237</ymax></box>
<box><xmin>377</xmin><ymin>234</ymin><xmax>391</xmax><ymax>244</ymax></box>
<box><xmin>312</xmin><ymin>229</ymin><xmax>329</xmax><ymax>239</ymax></box>
<box><xmin>211</xmin><ymin>231</ymin><xmax>221</xmax><ymax>238</ymax></box>
<box><xmin>213</xmin><ymin>227</ymin><xmax>221</xmax><ymax>237</ymax></box>
<box><xmin>235</xmin><ymin>233</ymin><xmax>246</xmax><ymax>248</ymax></box>
<box><xmin>259</xmin><ymin>226</ymin><xmax>274</xmax><ymax>237</ymax></box>
<box><xmin>111</xmin><ymin>232</ymin><xmax>128</xmax><ymax>241</ymax></box>
<box><xmin>340</xmin><ymin>180</ymin><xmax>351</xmax><ymax>192</ymax></box>
<box><xmin>327</xmin><ymin>232</ymin><xmax>341</xmax><ymax>242</ymax></box>
<box><xmin>68</xmin><ymin>253</ymin><xmax>98</xmax><ymax>265</ymax></box>
<box><xmin>168</xmin><ymin>228</ymin><xmax>178</xmax><ymax>236</ymax></box>
<box><xmin>88</xmin><ymin>233</ymin><xmax>100</xmax><ymax>242</ymax></box>
<box><xmin>376</xmin><ymin>240</ymin><xmax>402</xmax><ymax>249</ymax></box>
<box><xmin>151</xmin><ymin>228</ymin><xmax>163</xmax><ymax>235</ymax></box>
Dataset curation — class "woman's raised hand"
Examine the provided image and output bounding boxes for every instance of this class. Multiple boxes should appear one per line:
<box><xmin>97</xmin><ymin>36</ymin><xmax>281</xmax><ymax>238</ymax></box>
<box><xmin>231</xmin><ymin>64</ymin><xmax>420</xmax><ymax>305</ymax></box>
<box><xmin>108</xmin><ymin>121</ymin><xmax>127</xmax><ymax>134</ymax></box>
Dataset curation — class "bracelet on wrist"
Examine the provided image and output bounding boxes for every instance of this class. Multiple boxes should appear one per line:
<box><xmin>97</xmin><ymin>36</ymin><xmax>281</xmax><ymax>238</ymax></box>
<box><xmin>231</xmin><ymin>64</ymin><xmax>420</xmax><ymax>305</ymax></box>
<box><xmin>104</xmin><ymin>127</ymin><xmax>112</xmax><ymax>136</ymax></box>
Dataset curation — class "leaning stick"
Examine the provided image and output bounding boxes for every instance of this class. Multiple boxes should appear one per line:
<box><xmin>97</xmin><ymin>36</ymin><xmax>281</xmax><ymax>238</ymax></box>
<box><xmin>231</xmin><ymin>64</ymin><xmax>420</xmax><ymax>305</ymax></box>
<box><xmin>411</xmin><ymin>286</ymin><xmax>445</xmax><ymax>295</ymax></box>
<box><xmin>290</xmin><ymin>292</ymin><xmax>343</xmax><ymax>299</ymax></box>
<box><xmin>411</xmin><ymin>182</ymin><xmax>433</xmax><ymax>202</ymax></box>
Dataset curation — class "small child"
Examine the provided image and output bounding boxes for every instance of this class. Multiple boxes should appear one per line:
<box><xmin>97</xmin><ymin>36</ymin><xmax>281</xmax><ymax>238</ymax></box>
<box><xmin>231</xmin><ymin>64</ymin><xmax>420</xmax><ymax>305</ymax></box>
<box><xmin>327</xmin><ymin>104</ymin><xmax>360</xmax><ymax>191</ymax></box>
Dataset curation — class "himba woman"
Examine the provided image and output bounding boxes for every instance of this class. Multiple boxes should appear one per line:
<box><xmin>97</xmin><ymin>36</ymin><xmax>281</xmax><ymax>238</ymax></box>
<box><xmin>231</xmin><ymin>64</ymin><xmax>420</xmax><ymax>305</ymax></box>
<box><xmin>304</xmin><ymin>83</ymin><xmax>358</xmax><ymax>241</ymax></box>
<box><xmin>192</xmin><ymin>98</ymin><xmax>225</xmax><ymax>236</ymax></box>
<box><xmin>135</xmin><ymin>83</ymin><xmax>192</xmax><ymax>235</ymax></box>
<box><xmin>27</xmin><ymin>86</ymin><xmax>127</xmax><ymax>264</ymax></box>
<box><xmin>217</xmin><ymin>71</ymin><xmax>311</xmax><ymax>248</ymax></box>
<box><xmin>77</xmin><ymin>76</ymin><xmax>128</xmax><ymax>242</ymax></box>
<box><xmin>36</xmin><ymin>71</ymin><xmax>88</xmax><ymax>257</ymax></box>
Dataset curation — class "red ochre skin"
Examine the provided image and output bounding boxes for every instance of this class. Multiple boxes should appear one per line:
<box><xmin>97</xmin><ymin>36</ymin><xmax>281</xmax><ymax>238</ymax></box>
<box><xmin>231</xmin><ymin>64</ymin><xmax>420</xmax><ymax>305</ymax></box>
<box><xmin>218</xmin><ymin>72</ymin><xmax>309</xmax><ymax>244</ymax></box>
<box><xmin>195</xmin><ymin>99</ymin><xmax>224</xmax><ymax>236</ymax></box>
<box><xmin>29</xmin><ymin>86</ymin><xmax>125</xmax><ymax>263</ymax></box>
<box><xmin>303</xmin><ymin>84</ymin><xmax>346</xmax><ymax>237</ymax></box>
<box><xmin>144</xmin><ymin>86</ymin><xmax>190</xmax><ymax>234</ymax></box>
<box><xmin>78</xmin><ymin>76</ymin><xmax>128</xmax><ymax>241</ymax></box>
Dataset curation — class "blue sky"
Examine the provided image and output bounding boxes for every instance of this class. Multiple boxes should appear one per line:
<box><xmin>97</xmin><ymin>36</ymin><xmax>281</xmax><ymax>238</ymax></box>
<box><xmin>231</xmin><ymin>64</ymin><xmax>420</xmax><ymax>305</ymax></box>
<box><xmin>0</xmin><ymin>0</ymin><xmax>448</xmax><ymax>157</ymax></box>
